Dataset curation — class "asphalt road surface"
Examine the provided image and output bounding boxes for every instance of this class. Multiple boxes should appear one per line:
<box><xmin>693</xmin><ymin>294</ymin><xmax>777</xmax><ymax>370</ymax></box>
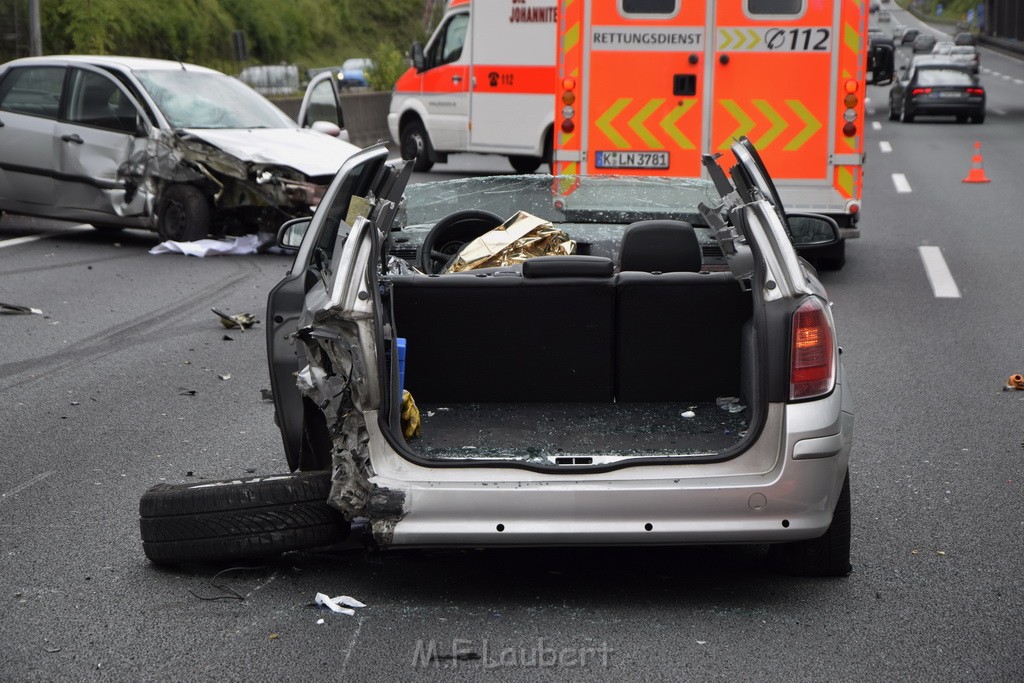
<box><xmin>3</xmin><ymin>14</ymin><xmax>1024</xmax><ymax>681</ymax></box>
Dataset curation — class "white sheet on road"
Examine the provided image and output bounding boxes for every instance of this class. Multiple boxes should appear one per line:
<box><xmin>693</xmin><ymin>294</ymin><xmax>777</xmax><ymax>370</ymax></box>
<box><xmin>149</xmin><ymin>235</ymin><xmax>261</xmax><ymax>257</ymax></box>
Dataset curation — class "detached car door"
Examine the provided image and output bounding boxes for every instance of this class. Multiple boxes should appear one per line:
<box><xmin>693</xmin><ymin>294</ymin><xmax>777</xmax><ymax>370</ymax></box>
<box><xmin>266</xmin><ymin>144</ymin><xmax>407</xmax><ymax>471</ymax></box>
<box><xmin>53</xmin><ymin>66</ymin><xmax>150</xmax><ymax>217</ymax></box>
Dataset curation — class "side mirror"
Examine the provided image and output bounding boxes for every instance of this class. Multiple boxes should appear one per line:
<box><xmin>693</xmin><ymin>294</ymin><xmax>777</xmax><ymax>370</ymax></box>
<box><xmin>277</xmin><ymin>217</ymin><xmax>312</xmax><ymax>251</ymax></box>
<box><xmin>787</xmin><ymin>213</ymin><xmax>841</xmax><ymax>248</ymax></box>
<box><xmin>411</xmin><ymin>42</ymin><xmax>425</xmax><ymax>72</ymax></box>
<box><xmin>310</xmin><ymin>120</ymin><xmax>342</xmax><ymax>137</ymax></box>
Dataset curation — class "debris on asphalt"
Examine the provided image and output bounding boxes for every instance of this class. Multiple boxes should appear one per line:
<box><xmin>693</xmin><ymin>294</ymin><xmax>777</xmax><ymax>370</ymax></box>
<box><xmin>269</xmin><ymin>633</ymin><xmax>279</xmax><ymax>640</ymax></box>
<box><xmin>716</xmin><ymin>396</ymin><xmax>747</xmax><ymax>413</ymax></box>
<box><xmin>681</xmin><ymin>410</ymin><xmax>696</xmax><ymax>419</ymax></box>
<box><xmin>0</xmin><ymin>302</ymin><xmax>43</xmax><ymax>315</ymax></box>
<box><xmin>178</xmin><ymin>388</ymin><xmax>197</xmax><ymax>396</ymax></box>
<box><xmin>1003</xmin><ymin>374</ymin><xmax>1024</xmax><ymax>391</ymax></box>
<box><xmin>222</xmin><ymin>334</ymin><xmax>234</xmax><ymax>341</ymax></box>
<box><xmin>260</xmin><ymin>389</ymin><xmax>274</xmax><ymax>401</ymax></box>
<box><xmin>149</xmin><ymin>234</ymin><xmax>263</xmax><ymax>258</ymax></box>
<box><xmin>316</xmin><ymin>618</ymin><xmax>325</xmax><ymax>625</ymax></box>
<box><xmin>314</xmin><ymin>592</ymin><xmax>366</xmax><ymax>616</ymax></box>
<box><xmin>212</xmin><ymin>308</ymin><xmax>258</xmax><ymax>330</ymax></box>
<box><xmin>218</xmin><ymin>374</ymin><xmax>231</xmax><ymax>381</ymax></box>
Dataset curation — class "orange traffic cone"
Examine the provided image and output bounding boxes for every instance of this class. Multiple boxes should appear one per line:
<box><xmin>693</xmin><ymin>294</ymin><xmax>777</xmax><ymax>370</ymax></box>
<box><xmin>962</xmin><ymin>141</ymin><xmax>991</xmax><ymax>183</ymax></box>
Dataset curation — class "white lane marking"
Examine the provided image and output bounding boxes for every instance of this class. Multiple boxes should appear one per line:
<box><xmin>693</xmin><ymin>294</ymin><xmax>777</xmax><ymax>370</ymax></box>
<box><xmin>892</xmin><ymin>173</ymin><xmax>912</xmax><ymax>193</ymax></box>
<box><xmin>994</xmin><ymin>108</ymin><xmax>1007</xmax><ymax>115</ymax></box>
<box><xmin>865</xmin><ymin>96</ymin><xmax>872</xmax><ymax>104</ymax></box>
<box><xmin>880</xmin><ymin>141</ymin><xmax>893</xmax><ymax>153</ymax></box>
<box><xmin>919</xmin><ymin>246</ymin><xmax>961</xmax><ymax>299</ymax></box>
<box><xmin>872</xmin><ymin>121</ymin><xmax>883</xmax><ymax>131</ymax></box>
<box><xmin>867</xmin><ymin>108</ymin><xmax>876</xmax><ymax>116</ymax></box>
<box><xmin>990</xmin><ymin>71</ymin><xmax>1002</xmax><ymax>77</ymax></box>
<box><xmin>0</xmin><ymin>224</ymin><xmax>92</xmax><ymax>249</ymax></box>
<box><xmin>1</xmin><ymin>472</ymin><xmax>55</xmax><ymax>501</ymax></box>
<box><xmin>1002</xmin><ymin>74</ymin><xmax>1012</xmax><ymax>80</ymax></box>
<box><xmin>1014</xmin><ymin>79</ymin><xmax>1023</xmax><ymax>85</ymax></box>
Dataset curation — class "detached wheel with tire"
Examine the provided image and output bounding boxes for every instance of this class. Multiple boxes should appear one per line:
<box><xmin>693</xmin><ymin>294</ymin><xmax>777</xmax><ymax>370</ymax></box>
<box><xmin>400</xmin><ymin>120</ymin><xmax>435</xmax><ymax>172</ymax></box>
<box><xmin>157</xmin><ymin>184</ymin><xmax>211</xmax><ymax>242</ymax></box>
<box><xmin>768</xmin><ymin>472</ymin><xmax>852</xmax><ymax>577</ymax></box>
<box><xmin>139</xmin><ymin>471</ymin><xmax>350</xmax><ymax>565</ymax></box>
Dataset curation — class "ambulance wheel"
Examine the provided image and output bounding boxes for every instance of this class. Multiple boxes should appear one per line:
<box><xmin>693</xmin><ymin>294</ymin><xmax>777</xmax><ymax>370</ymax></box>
<box><xmin>400</xmin><ymin>121</ymin><xmax>435</xmax><ymax>172</ymax></box>
<box><xmin>509</xmin><ymin>155</ymin><xmax>542</xmax><ymax>174</ymax></box>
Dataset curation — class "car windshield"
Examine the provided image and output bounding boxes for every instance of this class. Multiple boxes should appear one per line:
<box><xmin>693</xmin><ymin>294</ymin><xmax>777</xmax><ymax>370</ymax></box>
<box><xmin>918</xmin><ymin>69</ymin><xmax>972</xmax><ymax>86</ymax></box>
<box><xmin>134</xmin><ymin>70</ymin><xmax>297</xmax><ymax>129</ymax></box>
<box><xmin>401</xmin><ymin>174</ymin><xmax>718</xmax><ymax>228</ymax></box>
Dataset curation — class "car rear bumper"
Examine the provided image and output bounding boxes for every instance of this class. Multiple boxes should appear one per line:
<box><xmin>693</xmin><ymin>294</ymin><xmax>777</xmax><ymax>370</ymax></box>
<box><xmin>363</xmin><ymin>384</ymin><xmax>853</xmax><ymax>548</ymax></box>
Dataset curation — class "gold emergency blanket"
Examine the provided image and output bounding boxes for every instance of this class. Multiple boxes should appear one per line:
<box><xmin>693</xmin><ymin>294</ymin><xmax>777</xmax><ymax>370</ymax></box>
<box><xmin>444</xmin><ymin>211</ymin><xmax>576</xmax><ymax>273</ymax></box>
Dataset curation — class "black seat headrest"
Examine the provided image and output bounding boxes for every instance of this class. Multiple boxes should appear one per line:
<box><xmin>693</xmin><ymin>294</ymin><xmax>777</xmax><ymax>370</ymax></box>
<box><xmin>618</xmin><ymin>220</ymin><xmax>702</xmax><ymax>273</ymax></box>
<box><xmin>522</xmin><ymin>255</ymin><xmax>614</xmax><ymax>278</ymax></box>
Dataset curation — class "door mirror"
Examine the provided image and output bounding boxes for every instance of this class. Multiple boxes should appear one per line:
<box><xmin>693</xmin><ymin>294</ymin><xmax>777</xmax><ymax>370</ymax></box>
<box><xmin>277</xmin><ymin>217</ymin><xmax>312</xmax><ymax>251</ymax></box>
<box><xmin>787</xmin><ymin>213</ymin><xmax>841</xmax><ymax>248</ymax></box>
<box><xmin>868</xmin><ymin>41</ymin><xmax>895</xmax><ymax>85</ymax></box>
<box><xmin>411</xmin><ymin>42</ymin><xmax>425</xmax><ymax>72</ymax></box>
<box><xmin>310</xmin><ymin>120</ymin><xmax>342</xmax><ymax>137</ymax></box>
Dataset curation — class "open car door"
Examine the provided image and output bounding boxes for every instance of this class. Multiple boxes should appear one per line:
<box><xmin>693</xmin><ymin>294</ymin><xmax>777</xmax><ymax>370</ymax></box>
<box><xmin>266</xmin><ymin>144</ymin><xmax>408</xmax><ymax>471</ymax></box>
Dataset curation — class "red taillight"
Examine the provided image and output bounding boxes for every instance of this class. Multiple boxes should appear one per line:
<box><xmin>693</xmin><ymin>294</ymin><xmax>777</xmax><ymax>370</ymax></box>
<box><xmin>790</xmin><ymin>298</ymin><xmax>835</xmax><ymax>400</ymax></box>
<box><xmin>967</xmin><ymin>87</ymin><xmax>984</xmax><ymax>95</ymax></box>
<box><xmin>911</xmin><ymin>87</ymin><xmax>932</xmax><ymax>96</ymax></box>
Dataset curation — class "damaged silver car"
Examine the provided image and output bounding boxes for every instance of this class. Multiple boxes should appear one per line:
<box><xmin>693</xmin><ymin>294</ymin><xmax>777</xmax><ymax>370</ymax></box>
<box><xmin>0</xmin><ymin>56</ymin><xmax>359</xmax><ymax>240</ymax></box>
<box><xmin>141</xmin><ymin>138</ymin><xmax>853</xmax><ymax>576</ymax></box>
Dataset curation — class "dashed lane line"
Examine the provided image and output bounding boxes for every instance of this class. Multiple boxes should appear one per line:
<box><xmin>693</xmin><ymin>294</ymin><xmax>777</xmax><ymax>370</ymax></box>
<box><xmin>880</xmin><ymin>141</ymin><xmax>892</xmax><ymax>153</ymax></box>
<box><xmin>0</xmin><ymin>224</ymin><xmax>92</xmax><ymax>249</ymax></box>
<box><xmin>892</xmin><ymin>173</ymin><xmax>912</xmax><ymax>193</ymax></box>
<box><xmin>919</xmin><ymin>246</ymin><xmax>961</xmax><ymax>299</ymax></box>
<box><xmin>872</xmin><ymin>121</ymin><xmax>882</xmax><ymax>131</ymax></box>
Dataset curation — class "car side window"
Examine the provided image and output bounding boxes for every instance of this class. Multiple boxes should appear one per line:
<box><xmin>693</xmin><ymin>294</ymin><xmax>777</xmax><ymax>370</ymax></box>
<box><xmin>428</xmin><ymin>13</ymin><xmax>469</xmax><ymax>68</ymax></box>
<box><xmin>0</xmin><ymin>66</ymin><xmax>65</xmax><ymax>119</ymax></box>
<box><xmin>65</xmin><ymin>68</ymin><xmax>140</xmax><ymax>134</ymax></box>
<box><xmin>305</xmin><ymin>78</ymin><xmax>341</xmax><ymax>128</ymax></box>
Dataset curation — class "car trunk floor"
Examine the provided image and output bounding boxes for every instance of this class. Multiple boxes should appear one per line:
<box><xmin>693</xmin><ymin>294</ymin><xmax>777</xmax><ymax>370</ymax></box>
<box><xmin>407</xmin><ymin>401</ymin><xmax>749</xmax><ymax>461</ymax></box>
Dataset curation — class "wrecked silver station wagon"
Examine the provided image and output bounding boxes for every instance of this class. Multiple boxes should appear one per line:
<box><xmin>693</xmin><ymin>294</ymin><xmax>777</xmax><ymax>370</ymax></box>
<box><xmin>0</xmin><ymin>56</ymin><xmax>359</xmax><ymax>241</ymax></box>
<box><xmin>140</xmin><ymin>138</ymin><xmax>854</xmax><ymax>576</ymax></box>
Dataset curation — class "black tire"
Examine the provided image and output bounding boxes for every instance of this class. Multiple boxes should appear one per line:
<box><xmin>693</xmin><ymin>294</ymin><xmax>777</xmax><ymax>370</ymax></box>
<box><xmin>956</xmin><ymin>114</ymin><xmax>968</xmax><ymax>123</ymax></box>
<box><xmin>139</xmin><ymin>471</ymin><xmax>349</xmax><ymax>565</ymax></box>
<box><xmin>157</xmin><ymin>184</ymin><xmax>211</xmax><ymax>242</ymax></box>
<box><xmin>508</xmin><ymin>154</ymin><xmax>542</xmax><ymax>174</ymax></box>
<box><xmin>400</xmin><ymin>120</ymin><xmax>435</xmax><ymax>172</ymax></box>
<box><xmin>902</xmin><ymin>107</ymin><xmax>915</xmax><ymax>123</ymax></box>
<box><xmin>768</xmin><ymin>472</ymin><xmax>852</xmax><ymax>577</ymax></box>
<box><xmin>971</xmin><ymin>111</ymin><xmax>985</xmax><ymax>124</ymax></box>
<box><xmin>888</xmin><ymin>107</ymin><xmax>899</xmax><ymax>121</ymax></box>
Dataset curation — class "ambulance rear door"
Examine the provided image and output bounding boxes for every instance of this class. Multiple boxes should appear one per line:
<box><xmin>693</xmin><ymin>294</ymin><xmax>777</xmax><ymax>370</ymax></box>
<box><xmin>581</xmin><ymin>0</ymin><xmax>707</xmax><ymax>176</ymax></box>
<box><xmin>708</xmin><ymin>0</ymin><xmax>838</xmax><ymax>209</ymax></box>
<box><xmin>468</xmin><ymin>2</ymin><xmax>557</xmax><ymax>155</ymax></box>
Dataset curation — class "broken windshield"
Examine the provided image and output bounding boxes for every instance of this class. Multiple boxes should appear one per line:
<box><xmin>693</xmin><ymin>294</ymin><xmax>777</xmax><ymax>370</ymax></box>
<box><xmin>401</xmin><ymin>174</ymin><xmax>718</xmax><ymax>228</ymax></box>
<box><xmin>135</xmin><ymin>70</ymin><xmax>298</xmax><ymax>129</ymax></box>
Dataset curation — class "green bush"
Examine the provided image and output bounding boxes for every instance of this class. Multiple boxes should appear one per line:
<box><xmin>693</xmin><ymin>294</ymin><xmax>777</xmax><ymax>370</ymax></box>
<box><xmin>366</xmin><ymin>42</ymin><xmax>409</xmax><ymax>92</ymax></box>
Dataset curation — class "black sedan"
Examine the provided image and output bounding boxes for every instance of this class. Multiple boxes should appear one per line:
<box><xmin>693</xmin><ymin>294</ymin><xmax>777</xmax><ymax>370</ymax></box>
<box><xmin>888</xmin><ymin>59</ymin><xmax>985</xmax><ymax>123</ymax></box>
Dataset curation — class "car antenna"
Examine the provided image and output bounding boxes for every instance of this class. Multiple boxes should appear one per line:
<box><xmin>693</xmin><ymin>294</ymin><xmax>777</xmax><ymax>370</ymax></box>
<box><xmin>160</xmin><ymin>37</ymin><xmax>187</xmax><ymax>71</ymax></box>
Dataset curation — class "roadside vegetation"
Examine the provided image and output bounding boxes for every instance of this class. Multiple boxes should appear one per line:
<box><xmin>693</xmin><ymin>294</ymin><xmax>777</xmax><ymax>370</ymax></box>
<box><xmin>1</xmin><ymin>0</ymin><xmax>446</xmax><ymax>89</ymax></box>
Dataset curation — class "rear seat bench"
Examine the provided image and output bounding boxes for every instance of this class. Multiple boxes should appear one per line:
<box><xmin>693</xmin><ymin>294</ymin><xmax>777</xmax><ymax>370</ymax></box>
<box><xmin>389</xmin><ymin>221</ymin><xmax>752</xmax><ymax>405</ymax></box>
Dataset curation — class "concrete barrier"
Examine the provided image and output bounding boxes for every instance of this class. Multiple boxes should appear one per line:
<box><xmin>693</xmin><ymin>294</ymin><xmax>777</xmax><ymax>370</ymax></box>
<box><xmin>272</xmin><ymin>91</ymin><xmax>393</xmax><ymax>149</ymax></box>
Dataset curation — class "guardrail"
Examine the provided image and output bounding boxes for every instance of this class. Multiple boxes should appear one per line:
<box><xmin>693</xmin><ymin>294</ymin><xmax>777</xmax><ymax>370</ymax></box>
<box><xmin>272</xmin><ymin>91</ymin><xmax>393</xmax><ymax>149</ymax></box>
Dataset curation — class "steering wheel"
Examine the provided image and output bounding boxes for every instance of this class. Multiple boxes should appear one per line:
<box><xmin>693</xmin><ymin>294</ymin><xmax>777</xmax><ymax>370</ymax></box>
<box><xmin>419</xmin><ymin>210</ymin><xmax>503</xmax><ymax>274</ymax></box>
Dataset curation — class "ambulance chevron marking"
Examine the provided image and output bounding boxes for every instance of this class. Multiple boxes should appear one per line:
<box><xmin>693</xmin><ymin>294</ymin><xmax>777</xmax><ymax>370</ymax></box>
<box><xmin>628</xmin><ymin>99</ymin><xmax>663</xmax><ymax>147</ymax></box>
<box><xmin>660</xmin><ymin>100</ymin><xmax>696</xmax><ymax>150</ymax></box>
<box><xmin>843</xmin><ymin>23</ymin><xmax>859</xmax><ymax>52</ymax></box>
<box><xmin>837</xmin><ymin>166</ymin><xmax>854</xmax><ymax>197</ymax></box>
<box><xmin>783</xmin><ymin>100</ymin><xmax>821</xmax><ymax>151</ymax></box>
<box><xmin>596</xmin><ymin>98</ymin><xmax>631</xmax><ymax>148</ymax></box>
<box><xmin>718</xmin><ymin>100</ymin><xmax>755</xmax><ymax>150</ymax></box>
<box><xmin>752</xmin><ymin>100</ymin><xmax>786</xmax><ymax>149</ymax></box>
<box><xmin>564</xmin><ymin>21</ymin><xmax>579</xmax><ymax>52</ymax></box>
<box><xmin>743</xmin><ymin>29</ymin><xmax>761</xmax><ymax>50</ymax></box>
<box><xmin>719</xmin><ymin>29</ymin><xmax>734</xmax><ymax>50</ymax></box>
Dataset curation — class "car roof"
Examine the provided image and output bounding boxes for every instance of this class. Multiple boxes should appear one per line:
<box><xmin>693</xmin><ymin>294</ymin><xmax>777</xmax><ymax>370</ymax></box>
<box><xmin>910</xmin><ymin>56</ymin><xmax>972</xmax><ymax>71</ymax></box>
<box><xmin>1</xmin><ymin>55</ymin><xmax>220</xmax><ymax>75</ymax></box>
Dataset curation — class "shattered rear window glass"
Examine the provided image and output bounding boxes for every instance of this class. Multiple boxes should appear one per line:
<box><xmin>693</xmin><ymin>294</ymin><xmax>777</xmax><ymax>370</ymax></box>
<box><xmin>135</xmin><ymin>70</ymin><xmax>297</xmax><ymax>129</ymax></box>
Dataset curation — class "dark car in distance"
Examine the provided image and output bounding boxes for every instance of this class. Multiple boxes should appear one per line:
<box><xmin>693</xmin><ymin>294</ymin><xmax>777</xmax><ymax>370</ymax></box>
<box><xmin>889</xmin><ymin>58</ymin><xmax>985</xmax><ymax>123</ymax></box>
